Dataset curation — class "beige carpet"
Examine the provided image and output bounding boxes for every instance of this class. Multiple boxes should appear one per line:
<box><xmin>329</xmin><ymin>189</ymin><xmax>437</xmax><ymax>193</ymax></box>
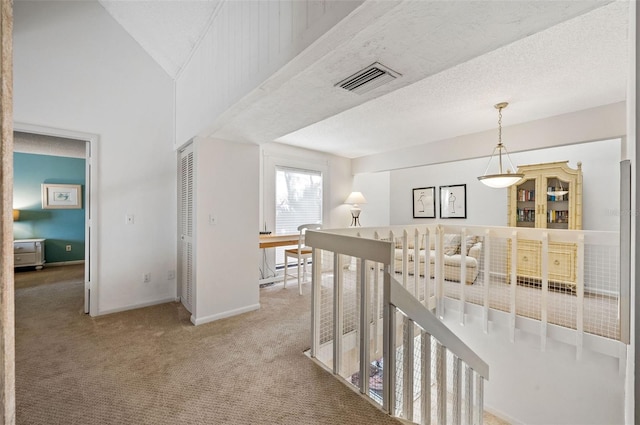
<box><xmin>14</xmin><ymin>265</ymin><xmax>403</xmax><ymax>425</ymax></box>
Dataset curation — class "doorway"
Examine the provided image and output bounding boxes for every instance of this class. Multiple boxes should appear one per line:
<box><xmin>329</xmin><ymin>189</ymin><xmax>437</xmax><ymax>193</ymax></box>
<box><xmin>13</xmin><ymin>123</ymin><xmax>98</xmax><ymax>315</ymax></box>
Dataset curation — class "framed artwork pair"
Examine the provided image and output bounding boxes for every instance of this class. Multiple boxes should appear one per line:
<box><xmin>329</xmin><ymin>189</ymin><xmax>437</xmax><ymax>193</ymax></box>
<box><xmin>412</xmin><ymin>184</ymin><xmax>466</xmax><ymax>219</ymax></box>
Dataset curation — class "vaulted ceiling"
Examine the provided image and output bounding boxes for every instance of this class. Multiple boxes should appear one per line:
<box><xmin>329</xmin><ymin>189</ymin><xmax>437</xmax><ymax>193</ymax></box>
<box><xmin>99</xmin><ymin>0</ymin><xmax>629</xmax><ymax>159</ymax></box>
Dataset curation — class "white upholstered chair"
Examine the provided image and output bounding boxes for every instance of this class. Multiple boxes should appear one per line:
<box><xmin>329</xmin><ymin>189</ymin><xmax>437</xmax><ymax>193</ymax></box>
<box><xmin>284</xmin><ymin>223</ymin><xmax>322</xmax><ymax>295</ymax></box>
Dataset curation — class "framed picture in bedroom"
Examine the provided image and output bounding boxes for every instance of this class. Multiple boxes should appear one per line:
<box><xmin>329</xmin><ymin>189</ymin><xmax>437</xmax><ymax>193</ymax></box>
<box><xmin>41</xmin><ymin>183</ymin><xmax>82</xmax><ymax>209</ymax></box>
<box><xmin>412</xmin><ymin>187</ymin><xmax>436</xmax><ymax>218</ymax></box>
<box><xmin>439</xmin><ymin>184</ymin><xmax>466</xmax><ymax>219</ymax></box>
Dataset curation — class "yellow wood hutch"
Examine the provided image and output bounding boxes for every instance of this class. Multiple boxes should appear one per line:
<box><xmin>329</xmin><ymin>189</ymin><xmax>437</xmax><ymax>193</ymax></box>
<box><xmin>506</xmin><ymin>161</ymin><xmax>583</xmax><ymax>288</ymax></box>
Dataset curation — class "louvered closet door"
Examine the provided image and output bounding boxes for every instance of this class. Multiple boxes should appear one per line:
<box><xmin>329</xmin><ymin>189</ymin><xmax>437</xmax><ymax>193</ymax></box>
<box><xmin>179</xmin><ymin>144</ymin><xmax>195</xmax><ymax>313</ymax></box>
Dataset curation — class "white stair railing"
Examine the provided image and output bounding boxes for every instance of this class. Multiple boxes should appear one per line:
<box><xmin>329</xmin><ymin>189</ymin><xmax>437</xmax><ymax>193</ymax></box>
<box><xmin>306</xmin><ymin>229</ymin><xmax>489</xmax><ymax>424</ymax></box>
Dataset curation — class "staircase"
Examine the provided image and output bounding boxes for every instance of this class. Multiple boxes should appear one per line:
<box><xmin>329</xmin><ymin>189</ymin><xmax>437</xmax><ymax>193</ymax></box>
<box><xmin>305</xmin><ymin>229</ymin><xmax>489</xmax><ymax>424</ymax></box>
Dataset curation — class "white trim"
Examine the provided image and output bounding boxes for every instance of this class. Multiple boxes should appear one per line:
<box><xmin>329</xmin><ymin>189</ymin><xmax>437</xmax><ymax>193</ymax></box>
<box><xmin>96</xmin><ymin>297</ymin><xmax>179</xmax><ymax>316</ymax></box>
<box><xmin>190</xmin><ymin>303</ymin><xmax>260</xmax><ymax>326</ymax></box>
<box><xmin>44</xmin><ymin>260</ymin><xmax>85</xmax><ymax>267</ymax></box>
<box><xmin>13</xmin><ymin>122</ymin><xmax>99</xmax><ymax>317</ymax></box>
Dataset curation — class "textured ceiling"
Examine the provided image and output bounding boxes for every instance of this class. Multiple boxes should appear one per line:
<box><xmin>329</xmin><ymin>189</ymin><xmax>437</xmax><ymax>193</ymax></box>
<box><xmin>274</xmin><ymin>1</ymin><xmax>628</xmax><ymax>158</ymax></box>
<box><xmin>99</xmin><ymin>0</ymin><xmax>628</xmax><ymax>159</ymax></box>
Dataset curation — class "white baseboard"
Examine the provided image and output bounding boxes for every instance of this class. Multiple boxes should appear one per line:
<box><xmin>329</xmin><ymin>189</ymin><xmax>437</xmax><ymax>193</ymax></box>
<box><xmin>190</xmin><ymin>303</ymin><xmax>261</xmax><ymax>326</ymax></box>
<box><xmin>45</xmin><ymin>260</ymin><xmax>85</xmax><ymax>267</ymax></box>
<box><xmin>97</xmin><ymin>296</ymin><xmax>178</xmax><ymax>316</ymax></box>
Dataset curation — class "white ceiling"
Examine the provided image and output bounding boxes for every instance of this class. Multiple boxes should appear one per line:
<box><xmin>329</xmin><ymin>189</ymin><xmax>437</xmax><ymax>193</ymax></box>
<box><xmin>100</xmin><ymin>0</ymin><xmax>629</xmax><ymax>159</ymax></box>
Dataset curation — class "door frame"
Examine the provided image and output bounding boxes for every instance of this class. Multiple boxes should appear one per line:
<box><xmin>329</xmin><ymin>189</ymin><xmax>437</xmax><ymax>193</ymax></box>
<box><xmin>13</xmin><ymin>122</ymin><xmax>98</xmax><ymax>316</ymax></box>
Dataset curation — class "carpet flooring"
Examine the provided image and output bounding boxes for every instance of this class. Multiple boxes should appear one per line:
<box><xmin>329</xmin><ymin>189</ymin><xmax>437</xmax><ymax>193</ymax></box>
<box><xmin>14</xmin><ymin>265</ymin><xmax>404</xmax><ymax>425</ymax></box>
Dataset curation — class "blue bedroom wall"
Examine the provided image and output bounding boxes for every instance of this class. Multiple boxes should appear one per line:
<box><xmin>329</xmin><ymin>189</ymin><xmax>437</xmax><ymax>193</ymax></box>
<box><xmin>13</xmin><ymin>152</ymin><xmax>85</xmax><ymax>264</ymax></box>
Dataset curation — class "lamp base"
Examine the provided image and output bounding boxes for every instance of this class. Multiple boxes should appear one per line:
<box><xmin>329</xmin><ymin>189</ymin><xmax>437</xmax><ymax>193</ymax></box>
<box><xmin>350</xmin><ymin>207</ymin><xmax>361</xmax><ymax>227</ymax></box>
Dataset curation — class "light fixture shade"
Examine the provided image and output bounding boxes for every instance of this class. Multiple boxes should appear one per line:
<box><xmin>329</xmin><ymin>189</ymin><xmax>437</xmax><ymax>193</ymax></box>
<box><xmin>345</xmin><ymin>191</ymin><xmax>367</xmax><ymax>205</ymax></box>
<box><xmin>478</xmin><ymin>174</ymin><xmax>523</xmax><ymax>188</ymax></box>
<box><xmin>477</xmin><ymin>102</ymin><xmax>524</xmax><ymax>189</ymax></box>
<box><xmin>12</xmin><ymin>209</ymin><xmax>20</xmax><ymax>221</ymax></box>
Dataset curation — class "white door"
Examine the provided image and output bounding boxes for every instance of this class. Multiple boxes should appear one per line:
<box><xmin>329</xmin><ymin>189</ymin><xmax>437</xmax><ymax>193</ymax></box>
<box><xmin>179</xmin><ymin>144</ymin><xmax>195</xmax><ymax>313</ymax></box>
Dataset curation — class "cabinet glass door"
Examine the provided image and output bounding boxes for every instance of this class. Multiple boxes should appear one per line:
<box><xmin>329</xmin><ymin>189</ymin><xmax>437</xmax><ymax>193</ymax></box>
<box><xmin>515</xmin><ymin>179</ymin><xmax>536</xmax><ymax>227</ymax></box>
<box><xmin>545</xmin><ymin>177</ymin><xmax>570</xmax><ymax>229</ymax></box>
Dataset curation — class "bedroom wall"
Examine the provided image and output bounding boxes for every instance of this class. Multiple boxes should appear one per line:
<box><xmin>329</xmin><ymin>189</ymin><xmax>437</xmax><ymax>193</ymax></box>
<box><xmin>13</xmin><ymin>1</ymin><xmax>177</xmax><ymax>314</ymax></box>
<box><xmin>13</xmin><ymin>152</ymin><xmax>85</xmax><ymax>264</ymax></box>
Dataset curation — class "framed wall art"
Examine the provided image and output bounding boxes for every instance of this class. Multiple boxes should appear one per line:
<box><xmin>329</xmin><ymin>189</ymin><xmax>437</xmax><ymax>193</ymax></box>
<box><xmin>42</xmin><ymin>183</ymin><xmax>82</xmax><ymax>209</ymax></box>
<box><xmin>412</xmin><ymin>187</ymin><xmax>436</xmax><ymax>218</ymax></box>
<box><xmin>439</xmin><ymin>184</ymin><xmax>466</xmax><ymax>219</ymax></box>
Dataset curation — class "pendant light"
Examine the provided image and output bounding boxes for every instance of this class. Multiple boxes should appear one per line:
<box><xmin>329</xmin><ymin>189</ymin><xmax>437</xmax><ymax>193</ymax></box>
<box><xmin>477</xmin><ymin>102</ymin><xmax>524</xmax><ymax>188</ymax></box>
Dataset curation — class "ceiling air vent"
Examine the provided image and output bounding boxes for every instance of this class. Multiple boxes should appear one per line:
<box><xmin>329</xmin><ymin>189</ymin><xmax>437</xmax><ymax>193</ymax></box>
<box><xmin>335</xmin><ymin>62</ymin><xmax>401</xmax><ymax>95</ymax></box>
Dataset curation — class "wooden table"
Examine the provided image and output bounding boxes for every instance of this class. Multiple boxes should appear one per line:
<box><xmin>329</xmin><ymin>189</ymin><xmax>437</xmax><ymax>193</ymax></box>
<box><xmin>259</xmin><ymin>233</ymin><xmax>300</xmax><ymax>249</ymax></box>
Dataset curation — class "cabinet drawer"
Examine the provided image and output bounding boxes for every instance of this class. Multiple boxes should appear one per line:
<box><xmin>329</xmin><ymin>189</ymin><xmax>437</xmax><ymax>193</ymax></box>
<box><xmin>517</xmin><ymin>246</ymin><xmax>540</xmax><ymax>276</ymax></box>
<box><xmin>14</xmin><ymin>253</ymin><xmax>36</xmax><ymax>266</ymax></box>
<box><xmin>14</xmin><ymin>242</ymin><xmax>36</xmax><ymax>253</ymax></box>
<box><xmin>548</xmin><ymin>249</ymin><xmax>575</xmax><ymax>282</ymax></box>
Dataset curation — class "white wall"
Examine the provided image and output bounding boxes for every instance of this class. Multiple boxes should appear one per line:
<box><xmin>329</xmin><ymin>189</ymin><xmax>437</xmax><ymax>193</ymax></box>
<box><xmin>14</xmin><ymin>1</ymin><xmax>177</xmax><ymax>314</ymax></box>
<box><xmin>386</xmin><ymin>138</ymin><xmax>621</xmax><ymax>231</ymax></box>
<box><xmin>353</xmin><ymin>102</ymin><xmax>625</xmax><ymax>174</ymax></box>
<box><xmin>192</xmin><ymin>138</ymin><xmax>260</xmax><ymax>325</ymax></box>
<box><xmin>353</xmin><ymin>171</ymin><xmax>390</xmax><ymax>227</ymax></box>
<box><xmin>443</xmin><ymin>314</ymin><xmax>625</xmax><ymax>424</ymax></box>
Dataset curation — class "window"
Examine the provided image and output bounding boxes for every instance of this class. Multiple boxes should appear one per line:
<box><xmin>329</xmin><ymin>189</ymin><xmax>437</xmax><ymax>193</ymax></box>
<box><xmin>275</xmin><ymin>166</ymin><xmax>322</xmax><ymax>264</ymax></box>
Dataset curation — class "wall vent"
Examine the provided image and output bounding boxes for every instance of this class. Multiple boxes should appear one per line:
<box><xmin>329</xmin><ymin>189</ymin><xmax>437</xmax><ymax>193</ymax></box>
<box><xmin>335</xmin><ymin>62</ymin><xmax>401</xmax><ymax>95</ymax></box>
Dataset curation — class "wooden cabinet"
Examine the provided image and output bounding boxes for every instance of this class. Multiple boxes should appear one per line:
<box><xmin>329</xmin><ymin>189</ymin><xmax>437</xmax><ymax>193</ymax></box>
<box><xmin>507</xmin><ymin>161</ymin><xmax>582</xmax><ymax>288</ymax></box>
<box><xmin>14</xmin><ymin>239</ymin><xmax>46</xmax><ymax>270</ymax></box>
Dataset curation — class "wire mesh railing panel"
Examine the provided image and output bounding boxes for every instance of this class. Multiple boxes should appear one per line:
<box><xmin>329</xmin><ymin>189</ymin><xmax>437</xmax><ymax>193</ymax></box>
<box><xmin>484</xmin><ymin>236</ymin><xmax>511</xmax><ymax>314</ymax></box>
<box><xmin>316</xmin><ymin>249</ymin><xmax>335</xmax><ymax>368</ymax></box>
<box><xmin>340</xmin><ymin>255</ymin><xmax>360</xmax><ymax>384</ymax></box>
<box><xmin>583</xmin><ymin>244</ymin><xmax>620</xmax><ymax>340</ymax></box>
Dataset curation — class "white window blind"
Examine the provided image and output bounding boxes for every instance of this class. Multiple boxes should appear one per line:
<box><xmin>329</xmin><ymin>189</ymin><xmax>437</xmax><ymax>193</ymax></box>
<box><xmin>275</xmin><ymin>166</ymin><xmax>322</xmax><ymax>265</ymax></box>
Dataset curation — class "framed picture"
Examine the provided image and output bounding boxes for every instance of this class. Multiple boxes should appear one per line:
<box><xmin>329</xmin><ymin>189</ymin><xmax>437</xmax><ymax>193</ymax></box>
<box><xmin>439</xmin><ymin>184</ymin><xmax>466</xmax><ymax>219</ymax></box>
<box><xmin>42</xmin><ymin>184</ymin><xmax>82</xmax><ymax>209</ymax></box>
<box><xmin>412</xmin><ymin>187</ymin><xmax>436</xmax><ymax>218</ymax></box>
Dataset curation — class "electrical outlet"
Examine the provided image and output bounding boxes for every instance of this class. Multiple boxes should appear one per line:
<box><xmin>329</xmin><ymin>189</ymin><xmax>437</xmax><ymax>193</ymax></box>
<box><xmin>65</xmin><ymin>244</ymin><xmax>72</xmax><ymax>252</ymax></box>
<box><xmin>167</xmin><ymin>270</ymin><xmax>176</xmax><ymax>280</ymax></box>
<box><xmin>143</xmin><ymin>273</ymin><xmax>151</xmax><ymax>283</ymax></box>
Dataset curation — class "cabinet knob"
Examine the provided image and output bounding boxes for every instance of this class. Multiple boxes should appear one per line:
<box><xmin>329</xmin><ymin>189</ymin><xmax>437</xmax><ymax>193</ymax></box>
<box><xmin>522</xmin><ymin>256</ymin><xmax>528</xmax><ymax>262</ymax></box>
<box><xmin>554</xmin><ymin>260</ymin><xmax>560</xmax><ymax>266</ymax></box>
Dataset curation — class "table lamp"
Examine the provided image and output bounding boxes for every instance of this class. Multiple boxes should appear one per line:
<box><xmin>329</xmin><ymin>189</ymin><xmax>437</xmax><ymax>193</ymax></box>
<box><xmin>345</xmin><ymin>191</ymin><xmax>367</xmax><ymax>227</ymax></box>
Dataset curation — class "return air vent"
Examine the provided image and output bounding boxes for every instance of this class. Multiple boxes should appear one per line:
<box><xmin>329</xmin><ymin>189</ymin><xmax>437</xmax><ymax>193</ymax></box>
<box><xmin>335</xmin><ymin>62</ymin><xmax>401</xmax><ymax>95</ymax></box>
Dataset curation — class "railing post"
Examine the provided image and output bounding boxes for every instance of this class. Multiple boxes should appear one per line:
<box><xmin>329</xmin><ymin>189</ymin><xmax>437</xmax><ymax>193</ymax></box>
<box><xmin>425</xmin><ymin>228</ymin><xmax>433</xmax><ymax>310</ymax></box>
<box><xmin>436</xmin><ymin>343</ymin><xmax>447</xmax><ymax>425</ymax></box>
<box><xmin>435</xmin><ymin>225</ymin><xmax>444</xmax><ymax>318</ymax></box>
<box><xmin>510</xmin><ymin>232</ymin><xmax>518</xmax><ymax>343</ymax></box>
<box><xmin>541</xmin><ymin>232</ymin><xmax>549</xmax><ymax>352</ymax></box>
<box><xmin>333</xmin><ymin>253</ymin><xmax>343</xmax><ymax>375</ymax></box>
<box><xmin>382</xmin><ymin>267</ymin><xmax>395</xmax><ymax>414</ymax></box>
<box><xmin>483</xmin><ymin>229</ymin><xmax>491</xmax><ymax>333</ymax></box>
<box><xmin>465</xmin><ymin>365</ymin><xmax>473</xmax><ymax>425</ymax></box>
<box><xmin>359</xmin><ymin>256</ymin><xmax>371</xmax><ymax>396</ymax></box>
<box><xmin>373</xmin><ymin>232</ymin><xmax>381</xmax><ymax>356</ymax></box>
<box><xmin>476</xmin><ymin>375</ymin><xmax>484</xmax><ymax>425</ymax></box>
<box><xmin>576</xmin><ymin>234</ymin><xmax>584</xmax><ymax>360</ymax></box>
<box><xmin>459</xmin><ymin>228</ymin><xmax>467</xmax><ymax>326</ymax></box>
<box><xmin>310</xmin><ymin>247</ymin><xmax>321</xmax><ymax>358</ymax></box>
<box><xmin>402</xmin><ymin>230</ymin><xmax>409</xmax><ymax>289</ymax></box>
<box><xmin>421</xmin><ymin>331</ymin><xmax>431</xmax><ymax>425</ymax></box>
<box><xmin>414</xmin><ymin>228</ymin><xmax>421</xmax><ymax>299</ymax></box>
<box><xmin>453</xmin><ymin>356</ymin><xmax>462</xmax><ymax>425</ymax></box>
<box><xmin>402</xmin><ymin>318</ymin><xmax>414</xmax><ymax>421</ymax></box>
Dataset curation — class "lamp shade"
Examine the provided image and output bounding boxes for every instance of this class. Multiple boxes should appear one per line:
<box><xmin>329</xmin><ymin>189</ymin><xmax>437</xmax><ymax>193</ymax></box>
<box><xmin>12</xmin><ymin>209</ymin><xmax>20</xmax><ymax>221</ymax></box>
<box><xmin>345</xmin><ymin>191</ymin><xmax>367</xmax><ymax>205</ymax></box>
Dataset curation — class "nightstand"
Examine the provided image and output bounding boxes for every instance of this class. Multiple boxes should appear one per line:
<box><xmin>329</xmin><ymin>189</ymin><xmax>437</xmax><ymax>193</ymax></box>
<box><xmin>14</xmin><ymin>239</ymin><xmax>46</xmax><ymax>270</ymax></box>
